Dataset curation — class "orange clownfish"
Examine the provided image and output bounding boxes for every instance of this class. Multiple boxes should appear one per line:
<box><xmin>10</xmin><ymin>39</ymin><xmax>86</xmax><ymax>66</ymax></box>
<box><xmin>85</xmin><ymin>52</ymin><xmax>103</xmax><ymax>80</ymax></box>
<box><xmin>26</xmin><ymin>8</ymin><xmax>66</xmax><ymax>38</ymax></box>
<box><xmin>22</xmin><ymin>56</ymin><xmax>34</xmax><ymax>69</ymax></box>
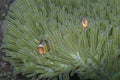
<box><xmin>38</xmin><ymin>44</ymin><xmax>45</xmax><ymax>54</ymax></box>
<box><xmin>38</xmin><ymin>39</ymin><xmax>50</xmax><ymax>55</ymax></box>
<box><xmin>81</xmin><ymin>18</ymin><xmax>88</xmax><ymax>28</ymax></box>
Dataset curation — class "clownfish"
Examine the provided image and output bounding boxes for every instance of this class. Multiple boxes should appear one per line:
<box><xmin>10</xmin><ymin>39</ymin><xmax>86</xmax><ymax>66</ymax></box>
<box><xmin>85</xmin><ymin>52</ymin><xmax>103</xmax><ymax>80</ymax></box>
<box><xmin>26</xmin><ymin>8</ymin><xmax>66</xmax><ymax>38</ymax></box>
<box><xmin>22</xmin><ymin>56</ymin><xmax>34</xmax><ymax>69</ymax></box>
<box><xmin>38</xmin><ymin>39</ymin><xmax>50</xmax><ymax>55</ymax></box>
<box><xmin>82</xmin><ymin>18</ymin><xmax>88</xmax><ymax>28</ymax></box>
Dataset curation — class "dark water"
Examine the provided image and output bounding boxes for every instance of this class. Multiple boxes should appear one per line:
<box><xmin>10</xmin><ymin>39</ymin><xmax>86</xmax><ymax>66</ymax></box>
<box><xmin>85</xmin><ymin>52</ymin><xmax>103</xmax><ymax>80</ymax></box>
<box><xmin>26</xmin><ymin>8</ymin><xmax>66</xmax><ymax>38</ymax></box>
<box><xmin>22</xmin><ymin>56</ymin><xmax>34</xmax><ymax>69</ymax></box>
<box><xmin>0</xmin><ymin>0</ymin><xmax>14</xmax><ymax>80</ymax></box>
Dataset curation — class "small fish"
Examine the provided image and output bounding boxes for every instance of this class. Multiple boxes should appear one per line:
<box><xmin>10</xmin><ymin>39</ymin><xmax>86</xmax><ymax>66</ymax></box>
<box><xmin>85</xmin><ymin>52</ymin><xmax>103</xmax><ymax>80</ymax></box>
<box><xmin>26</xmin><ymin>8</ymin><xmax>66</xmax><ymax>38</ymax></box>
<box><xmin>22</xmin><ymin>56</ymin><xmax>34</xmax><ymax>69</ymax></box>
<box><xmin>38</xmin><ymin>39</ymin><xmax>50</xmax><ymax>54</ymax></box>
<box><xmin>38</xmin><ymin>44</ymin><xmax>45</xmax><ymax>54</ymax></box>
<box><xmin>82</xmin><ymin>18</ymin><xmax>88</xmax><ymax>28</ymax></box>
